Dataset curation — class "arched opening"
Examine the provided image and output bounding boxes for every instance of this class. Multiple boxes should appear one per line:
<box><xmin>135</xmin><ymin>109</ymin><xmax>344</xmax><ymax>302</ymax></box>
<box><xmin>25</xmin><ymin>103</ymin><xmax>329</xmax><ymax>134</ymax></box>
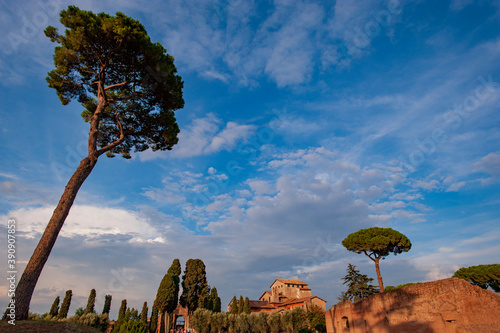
<box><xmin>175</xmin><ymin>315</ymin><xmax>185</xmax><ymax>331</ymax></box>
<box><xmin>341</xmin><ymin>316</ymin><xmax>350</xmax><ymax>330</ymax></box>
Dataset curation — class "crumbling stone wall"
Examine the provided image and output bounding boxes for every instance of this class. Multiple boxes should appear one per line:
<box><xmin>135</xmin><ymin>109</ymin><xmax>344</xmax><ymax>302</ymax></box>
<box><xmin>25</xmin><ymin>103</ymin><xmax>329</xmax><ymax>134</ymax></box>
<box><xmin>325</xmin><ymin>277</ymin><xmax>500</xmax><ymax>333</ymax></box>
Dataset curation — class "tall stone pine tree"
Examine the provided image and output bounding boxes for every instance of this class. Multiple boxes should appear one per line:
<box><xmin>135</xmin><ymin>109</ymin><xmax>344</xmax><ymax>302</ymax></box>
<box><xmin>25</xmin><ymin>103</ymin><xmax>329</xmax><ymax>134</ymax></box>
<box><xmin>229</xmin><ymin>296</ymin><xmax>238</xmax><ymax>314</ymax></box>
<box><xmin>342</xmin><ymin>227</ymin><xmax>411</xmax><ymax>291</ymax></box>
<box><xmin>102</xmin><ymin>294</ymin><xmax>112</xmax><ymax>315</ymax></box>
<box><xmin>49</xmin><ymin>296</ymin><xmax>60</xmax><ymax>317</ymax></box>
<box><xmin>140</xmin><ymin>302</ymin><xmax>148</xmax><ymax>326</ymax></box>
<box><xmin>154</xmin><ymin>259</ymin><xmax>181</xmax><ymax>332</ymax></box>
<box><xmin>84</xmin><ymin>288</ymin><xmax>97</xmax><ymax>314</ymax></box>
<box><xmin>7</xmin><ymin>5</ymin><xmax>184</xmax><ymax>320</ymax></box>
<box><xmin>57</xmin><ymin>290</ymin><xmax>72</xmax><ymax>319</ymax></box>
<box><xmin>180</xmin><ymin>259</ymin><xmax>208</xmax><ymax>314</ymax></box>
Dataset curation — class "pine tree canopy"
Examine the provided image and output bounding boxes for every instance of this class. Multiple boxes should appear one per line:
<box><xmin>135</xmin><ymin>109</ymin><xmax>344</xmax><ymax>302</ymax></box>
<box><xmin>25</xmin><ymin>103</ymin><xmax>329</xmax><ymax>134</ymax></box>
<box><xmin>342</xmin><ymin>227</ymin><xmax>411</xmax><ymax>258</ymax></box>
<box><xmin>45</xmin><ymin>5</ymin><xmax>184</xmax><ymax>159</ymax></box>
<box><xmin>342</xmin><ymin>227</ymin><xmax>411</xmax><ymax>291</ymax></box>
<box><xmin>453</xmin><ymin>264</ymin><xmax>500</xmax><ymax>292</ymax></box>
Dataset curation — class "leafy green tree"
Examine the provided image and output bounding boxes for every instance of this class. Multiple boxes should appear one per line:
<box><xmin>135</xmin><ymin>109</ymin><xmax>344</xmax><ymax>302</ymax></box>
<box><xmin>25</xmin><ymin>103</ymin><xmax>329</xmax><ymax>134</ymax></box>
<box><xmin>154</xmin><ymin>258</ymin><xmax>182</xmax><ymax>331</ymax></box>
<box><xmin>140</xmin><ymin>302</ymin><xmax>148</xmax><ymax>326</ymax></box>
<box><xmin>252</xmin><ymin>312</ymin><xmax>270</xmax><ymax>333</ymax></box>
<box><xmin>118</xmin><ymin>320</ymin><xmax>147</xmax><ymax>333</ymax></box>
<box><xmin>102</xmin><ymin>295</ymin><xmax>112</xmax><ymax>315</ymax></box>
<box><xmin>237</xmin><ymin>313</ymin><xmax>251</xmax><ymax>333</ymax></box>
<box><xmin>113</xmin><ymin>299</ymin><xmax>127</xmax><ymax>333</ymax></box>
<box><xmin>10</xmin><ymin>5</ymin><xmax>184</xmax><ymax>320</ymax></box>
<box><xmin>180</xmin><ymin>259</ymin><xmax>208</xmax><ymax>314</ymax></box>
<box><xmin>267</xmin><ymin>312</ymin><xmax>282</xmax><ymax>333</ymax></box>
<box><xmin>49</xmin><ymin>296</ymin><xmax>60</xmax><ymax>317</ymax></box>
<box><xmin>75</xmin><ymin>307</ymin><xmax>85</xmax><ymax>316</ymax></box>
<box><xmin>281</xmin><ymin>308</ymin><xmax>307</xmax><ymax>333</ymax></box>
<box><xmin>342</xmin><ymin>227</ymin><xmax>411</xmax><ymax>291</ymax></box>
<box><xmin>84</xmin><ymin>289</ymin><xmax>97</xmax><ymax>314</ymax></box>
<box><xmin>453</xmin><ymin>264</ymin><xmax>500</xmax><ymax>292</ymax></box>
<box><xmin>243</xmin><ymin>297</ymin><xmax>251</xmax><ymax>314</ymax></box>
<box><xmin>238</xmin><ymin>296</ymin><xmax>244</xmax><ymax>314</ymax></box>
<box><xmin>57</xmin><ymin>290</ymin><xmax>73</xmax><ymax>319</ymax></box>
<box><xmin>229</xmin><ymin>296</ymin><xmax>238</xmax><ymax>315</ymax></box>
<box><xmin>307</xmin><ymin>305</ymin><xmax>326</xmax><ymax>333</ymax></box>
<box><xmin>191</xmin><ymin>308</ymin><xmax>212</xmax><ymax>333</ymax></box>
<box><xmin>227</xmin><ymin>314</ymin><xmax>238</xmax><ymax>333</ymax></box>
<box><xmin>339</xmin><ymin>264</ymin><xmax>379</xmax><ymax>302</ymax></box>
<box><xmin>210</xmin><ymin>312</ymin><xmax>226</xmax><ymax>333</ymax></box>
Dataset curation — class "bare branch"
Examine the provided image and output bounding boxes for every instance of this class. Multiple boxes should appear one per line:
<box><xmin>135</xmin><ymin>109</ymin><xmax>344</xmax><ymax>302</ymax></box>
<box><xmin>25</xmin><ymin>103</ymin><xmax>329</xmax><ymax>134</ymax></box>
<box><xmin>363</xmin><ymin>250</ymin><xmax>376</xmax><ymax>262</ymax></box>
<box><xmin>104</xmin><ymin>81</ymin><xmax>129</xmax><ymax>91</ymax></box>
<box><xmin>97</xmin><ymin>111</ymin><xmax>126</xmax><ymax>157</ymax></box>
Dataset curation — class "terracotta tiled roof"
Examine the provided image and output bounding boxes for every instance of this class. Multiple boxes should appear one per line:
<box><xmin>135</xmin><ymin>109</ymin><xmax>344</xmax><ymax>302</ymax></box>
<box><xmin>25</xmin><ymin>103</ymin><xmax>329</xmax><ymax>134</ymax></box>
<box><xmin>277</xmin><ymin>295</ymin><xmax>326</xmax><ymax>307</ymax></box>
<box><xmin>259</xmin><ymin>291</ymin><xmax>271</xmax><ymax>299</ymax></box>
<box><xmin>270</xmin><ymin>278</ymin><xmax>308</xmax><ymax>287</ymax></box>
<box><xmin>249</xmin><ymin>300</ymin><xmax>275</xmax><ymax>309</ymax></box>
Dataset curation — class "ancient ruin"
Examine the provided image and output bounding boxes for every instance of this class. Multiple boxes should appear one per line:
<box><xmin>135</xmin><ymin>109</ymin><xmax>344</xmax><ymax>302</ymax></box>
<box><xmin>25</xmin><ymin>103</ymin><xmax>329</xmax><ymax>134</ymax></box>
<box><xmin>325</xmin><ymin>277</ymin><xmax>500</xmax><ymax>333</ymax></box>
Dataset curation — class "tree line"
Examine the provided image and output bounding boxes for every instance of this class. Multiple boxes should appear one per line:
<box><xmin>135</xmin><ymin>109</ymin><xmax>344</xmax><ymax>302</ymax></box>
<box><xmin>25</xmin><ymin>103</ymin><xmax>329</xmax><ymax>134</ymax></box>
<box><xmin>190</xmin><ymin>306</ymin><xmax>326</xmax><ymax>333</ymax></box>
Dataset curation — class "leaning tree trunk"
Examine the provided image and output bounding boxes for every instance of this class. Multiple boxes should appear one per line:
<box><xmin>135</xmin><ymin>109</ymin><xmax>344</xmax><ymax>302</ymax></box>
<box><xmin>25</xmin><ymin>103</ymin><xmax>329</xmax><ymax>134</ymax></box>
<box><xmin>374</xmin><ymin>258</ymin><xmax>384</xmax><ymax>292</ymax></box>
<box><xmin>3</xmin><ymin>156</ymin><xmax>98</xmax><ymax>321</ymax></box>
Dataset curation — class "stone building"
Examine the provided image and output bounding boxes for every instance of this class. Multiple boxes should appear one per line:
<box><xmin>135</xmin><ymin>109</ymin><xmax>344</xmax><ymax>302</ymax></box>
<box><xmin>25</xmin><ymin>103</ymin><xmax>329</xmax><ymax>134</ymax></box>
<box><xmin>325</xmin><ymin>277</ymin><xmax>500</xmax><ymax>333</ymax></box>
<box><xmin>231</xmin><ymin>278</ymin><xmax>327</xmax><ymax>313</ymax></box>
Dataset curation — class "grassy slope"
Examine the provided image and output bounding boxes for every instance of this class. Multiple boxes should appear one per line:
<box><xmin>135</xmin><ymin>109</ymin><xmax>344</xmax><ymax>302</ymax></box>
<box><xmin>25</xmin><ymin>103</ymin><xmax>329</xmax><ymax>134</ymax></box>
<box><xmin>0</xmin><ymin>320</ymin><xmax>103</xmax><ymax>333</ymax></box>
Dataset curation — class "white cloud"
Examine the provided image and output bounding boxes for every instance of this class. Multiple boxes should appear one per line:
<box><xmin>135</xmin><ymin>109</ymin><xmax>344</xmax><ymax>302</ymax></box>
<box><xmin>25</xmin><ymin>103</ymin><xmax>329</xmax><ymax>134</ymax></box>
<box><xmin>204</xmin><ymin>121</ymin><xmax>256</xmax><ymax>154</ymax></box>
<box><xmin>140</xmin><ymin>114</ymin><xmax>255</xmax><ymax>160</ymax></box>
<box><xmin>445</xmin><ymin>181</ymin><xmax>466</xmax><ymax>192</ymax></box>
<box><xmin>473</xmin><ymin>152</ymin><xmax>500</xmax><ymax>178</ymax></box>
<box><xmin>1</xmin><ymin>205</ymin><xmax>162</xmax><ymax>242</ymax></box>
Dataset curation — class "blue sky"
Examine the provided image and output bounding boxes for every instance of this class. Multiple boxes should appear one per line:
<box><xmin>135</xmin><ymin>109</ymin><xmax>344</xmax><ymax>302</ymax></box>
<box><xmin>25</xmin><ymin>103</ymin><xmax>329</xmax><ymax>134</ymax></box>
<box><xmin>1</xmin><ymin>0</ymin><xmax>499</xmax><ymax>320</ymax></box>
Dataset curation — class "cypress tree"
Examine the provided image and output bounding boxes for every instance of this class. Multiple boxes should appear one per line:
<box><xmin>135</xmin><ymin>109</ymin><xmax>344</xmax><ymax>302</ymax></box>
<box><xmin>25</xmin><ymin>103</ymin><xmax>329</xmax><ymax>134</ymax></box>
<box><xmin>238</xmin><ymin>295</ymin><xmax>244</xmax><ymax>314</ymax></box>
<box><xmin>155</xmin><ymin>259</ymin><xmax>181</xmax><ymax>314</ymax></box>
<box><xmin>57</xmin><ymin>290</ymin><xmax>72</xmax><ymax>319</ymax></box>
<box><xmin>102</xmin><ymin>294</ymin><xmax>112</xmax><ymax>315</ymax></box>
<box><xmin>113</xmin><ymin>299</ymin><xmax>127</xmax><ymax>333</ymax></box>
<box><xmin>154</xmin><ymin>259</ymin><xmax>181</xmax><ymax>332</ymax></box>
<box><xmin>205</xmin><ymin>286</ymin><xmax>213</xmax><ymax>312</ymax></box>
<box><xmin>243</xmin><ymin>297</ymin><xmax>251</xmax><ymax>314</ymax></box>
<box><xmin>49</xmin><ymin>296</ymin><xmax>60</xmax><ymax>317</ymax></box>
<box><xmin>211</xmin><ymin>287</ymin><xmax>221</xmax><ymax>313</ymax></box>
<box><xmin>84</xmin><ymin>288</ymin><xmax>96</xmax><ymax>314</ymax></box>
<box><xmin>150</xmin><ymin>304</ymin><xmax>159</xmax><ymax>333</ymax></box>
<box><xmin>140</xmin><ymin>302</ymin><xmax>148</xmax><ymax>326</ymax></box>
<box><xmin>229</xmin><ymin>296</ymin><xmax>238</xmax><ymax>315</ymax></box>
<box><xmin>180</xmin><ymin>259</ymin><xmax>208</xmax><ymax>314</ymax></box>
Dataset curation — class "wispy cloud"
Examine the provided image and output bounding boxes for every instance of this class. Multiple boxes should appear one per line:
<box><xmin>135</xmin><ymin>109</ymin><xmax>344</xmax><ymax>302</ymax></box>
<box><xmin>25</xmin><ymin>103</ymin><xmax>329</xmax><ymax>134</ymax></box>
<box><xmin>140</xmin><ymin>114</ymin><xmax>256</xmax><ymax>160</ymax></box>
